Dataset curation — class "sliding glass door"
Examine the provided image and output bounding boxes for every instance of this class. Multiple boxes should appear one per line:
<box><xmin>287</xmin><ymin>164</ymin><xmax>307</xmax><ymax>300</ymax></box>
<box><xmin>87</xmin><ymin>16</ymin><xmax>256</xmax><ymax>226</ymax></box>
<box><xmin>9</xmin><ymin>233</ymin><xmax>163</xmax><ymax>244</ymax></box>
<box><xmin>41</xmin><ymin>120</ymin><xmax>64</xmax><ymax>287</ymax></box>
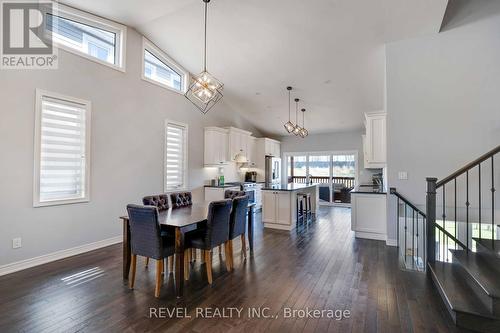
<box><xmin>285</xmin><ymin>151</ymin><xmax>357</xmax><ymax>205</ymax></box>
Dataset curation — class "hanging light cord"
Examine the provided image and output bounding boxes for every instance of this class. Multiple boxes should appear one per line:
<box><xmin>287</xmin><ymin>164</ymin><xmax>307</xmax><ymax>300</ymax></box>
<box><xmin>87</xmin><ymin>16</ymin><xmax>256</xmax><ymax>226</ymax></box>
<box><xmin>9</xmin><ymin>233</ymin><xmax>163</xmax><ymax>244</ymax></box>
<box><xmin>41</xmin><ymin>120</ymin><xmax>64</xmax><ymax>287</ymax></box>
<box><xmin>295</xmin><ymin>99</ymin><xmax>299</xmax><ymax>123</ymax></box>
<box><xmin>203</xmin><ymin>1</ymin><xmax>208</xmax><ymax>71</ymax></box>
<box><xmin>303</xmin><ymin>109</ymin><xmax>305</xmax><ymax>127</ymax></box>
<box><xmin>288</xmin><ymin>90</ymin><xmax>291</xmax><ymax>121</ymax></box>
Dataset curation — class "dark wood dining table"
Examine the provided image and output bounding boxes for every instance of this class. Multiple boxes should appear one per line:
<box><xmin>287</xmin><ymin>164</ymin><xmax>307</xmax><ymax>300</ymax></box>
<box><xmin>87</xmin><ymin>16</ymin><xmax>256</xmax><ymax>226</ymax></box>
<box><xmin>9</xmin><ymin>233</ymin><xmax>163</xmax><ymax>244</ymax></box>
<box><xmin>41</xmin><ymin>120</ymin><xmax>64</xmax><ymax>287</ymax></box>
<box><xmin>119</xmin><ymin>201</ymin><xmax>255</xmax><ymax>298</ymax></box>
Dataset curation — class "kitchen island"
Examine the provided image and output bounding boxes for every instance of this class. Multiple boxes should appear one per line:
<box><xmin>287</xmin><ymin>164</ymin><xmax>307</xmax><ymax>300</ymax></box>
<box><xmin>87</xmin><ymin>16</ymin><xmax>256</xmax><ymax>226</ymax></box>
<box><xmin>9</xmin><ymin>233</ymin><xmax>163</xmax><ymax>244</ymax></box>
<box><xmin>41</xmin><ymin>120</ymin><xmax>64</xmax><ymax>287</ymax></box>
<box><xmin>261</xmin><ymin>183</ymin><xmax>319</xmax><ymax>230</ymax></box>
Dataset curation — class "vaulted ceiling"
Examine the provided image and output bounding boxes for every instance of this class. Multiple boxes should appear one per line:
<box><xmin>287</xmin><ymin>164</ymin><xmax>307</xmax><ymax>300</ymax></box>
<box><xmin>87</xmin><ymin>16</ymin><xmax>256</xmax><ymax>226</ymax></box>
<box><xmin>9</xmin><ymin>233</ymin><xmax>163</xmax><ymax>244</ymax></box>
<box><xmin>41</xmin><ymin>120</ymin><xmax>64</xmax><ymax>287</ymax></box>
<box><xmin>61</xmin><ymin>0</ymin><xmax>449</xmax><ymax>136</ymax></box>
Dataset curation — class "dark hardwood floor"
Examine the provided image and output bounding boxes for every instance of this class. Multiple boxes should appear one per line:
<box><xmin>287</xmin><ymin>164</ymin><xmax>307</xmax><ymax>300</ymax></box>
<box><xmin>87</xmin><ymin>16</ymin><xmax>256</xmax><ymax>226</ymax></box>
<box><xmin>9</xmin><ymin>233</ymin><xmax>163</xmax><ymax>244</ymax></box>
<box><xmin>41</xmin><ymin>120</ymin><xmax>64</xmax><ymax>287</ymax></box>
<box><xmin>0</xmin><ymin>207</ymin><xmax>470</xmax><ymax>332</ymax></box>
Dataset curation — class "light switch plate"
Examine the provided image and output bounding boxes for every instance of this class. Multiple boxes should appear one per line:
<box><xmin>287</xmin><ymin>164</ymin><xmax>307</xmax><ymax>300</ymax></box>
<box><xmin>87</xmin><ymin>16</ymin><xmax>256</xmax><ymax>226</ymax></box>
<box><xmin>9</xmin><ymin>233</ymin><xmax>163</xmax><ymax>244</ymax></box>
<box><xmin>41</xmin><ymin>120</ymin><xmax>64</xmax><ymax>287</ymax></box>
<box><xmin>12</xmin><ymin>237</ymin><xmax>22</xmax><ymax>249</ymax></box>
<box><xmin>398</xmin><ymin>171</ymin><xmax>408</xmax><ymax>180</ymax></box>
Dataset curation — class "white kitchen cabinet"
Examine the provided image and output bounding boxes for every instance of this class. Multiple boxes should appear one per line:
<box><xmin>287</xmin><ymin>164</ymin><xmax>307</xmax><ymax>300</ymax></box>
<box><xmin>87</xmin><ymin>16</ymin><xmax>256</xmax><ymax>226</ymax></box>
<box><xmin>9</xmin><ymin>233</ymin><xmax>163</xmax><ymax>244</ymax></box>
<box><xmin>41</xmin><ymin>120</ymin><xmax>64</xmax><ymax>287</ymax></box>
<box><xmin>204</xmin><ymin>127</ymin><xmax>229</xmax><ymax>166</ymax></box>
<box><xmin>226</xmin><ymin>127</ymin><xmax>252</xmax><ymax>162</ymax></box>
<box><xmin>254</xmin><ymin>183</ymin><xmax>263</xmax><ymax>210</ymax></box>
<box><xmin>363</xmin><ymin>112</ymin><xmax>386</xmax><ymax>168</ymax></box>
<box><xmin>246</xmin><ymin>136</ymin><xmax>257</xmax><ymax>166</ymax></box>
<box><xmin>351</xmin><ymin>192</ymin><xmax>387</xmax><ymax>241</ymax></box>
<box><xmin>204</xmin><ymin>186</ymin><xmax>240</xmax><ymax>202</ymax></box>
<box><xmin>262</xmin><ymin>190</ymin><xmax>290</xmax><ymax>225</ymax></box>
<box><xmin>262</xmin><ymin>138</ymin><xmax>280</xmax><ymax>157</ymax></box>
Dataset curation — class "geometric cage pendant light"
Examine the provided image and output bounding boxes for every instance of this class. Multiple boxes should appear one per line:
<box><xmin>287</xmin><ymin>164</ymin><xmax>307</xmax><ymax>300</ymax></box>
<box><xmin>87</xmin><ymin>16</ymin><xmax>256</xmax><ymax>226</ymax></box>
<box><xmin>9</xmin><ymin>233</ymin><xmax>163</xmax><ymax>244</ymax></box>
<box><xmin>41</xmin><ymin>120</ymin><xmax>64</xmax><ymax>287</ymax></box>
<box><xmin>292</xmin><ymin>98</ymin><xmax>302</xmax><ymax>136</ymax></box>
<box><xmin>283</xmin><ymin>86</ymin><xmax>295</xmax><ymax>133</ymax></box>
<box><xmin>185</xmin><ymin>0</ymin><xmax>223</xmax><ymax>114</ymax></box>
<box><xmin>299</xmin><ymin>108</ymin><xmax>309</xmax><ymax>138</ymax></box>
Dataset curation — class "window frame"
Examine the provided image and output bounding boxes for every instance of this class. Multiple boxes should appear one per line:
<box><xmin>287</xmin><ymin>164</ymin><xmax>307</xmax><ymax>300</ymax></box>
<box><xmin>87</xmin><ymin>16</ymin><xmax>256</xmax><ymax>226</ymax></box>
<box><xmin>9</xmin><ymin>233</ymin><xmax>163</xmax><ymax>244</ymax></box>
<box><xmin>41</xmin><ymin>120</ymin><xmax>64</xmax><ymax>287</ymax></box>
<box><xmin>33</xmin><ymin>89</ymin><xmax>92</xmax><ymax>207</ymax></box>
<box><xmin>45</xmin><ymin>3</ymin><xmax>127</xmax><ymax>72</ymax></box>
<box><xmin>164</xmin><ymin>120</ymin><xmax>189</xmax><ymax>192</ymax></box>
<box><xmin>142</xmin><ymin>37</ymin><xmax>189</xmax><ymax>94</ymax></box>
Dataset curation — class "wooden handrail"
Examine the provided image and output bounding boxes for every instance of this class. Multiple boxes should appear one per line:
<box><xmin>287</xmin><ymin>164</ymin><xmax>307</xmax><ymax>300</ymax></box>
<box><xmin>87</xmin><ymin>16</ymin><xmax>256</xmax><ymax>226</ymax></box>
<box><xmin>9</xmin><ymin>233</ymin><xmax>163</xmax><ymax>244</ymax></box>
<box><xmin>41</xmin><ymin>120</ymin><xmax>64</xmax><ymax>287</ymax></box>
<box><xmin>390</xmin><ymin>188</ymin><xmax>426</xmax><ymax>217</ymax></box>
<box><xmin>436</xmin><ymin>145</ymin><xmax>500</xmax><ymax>188</ymax></box>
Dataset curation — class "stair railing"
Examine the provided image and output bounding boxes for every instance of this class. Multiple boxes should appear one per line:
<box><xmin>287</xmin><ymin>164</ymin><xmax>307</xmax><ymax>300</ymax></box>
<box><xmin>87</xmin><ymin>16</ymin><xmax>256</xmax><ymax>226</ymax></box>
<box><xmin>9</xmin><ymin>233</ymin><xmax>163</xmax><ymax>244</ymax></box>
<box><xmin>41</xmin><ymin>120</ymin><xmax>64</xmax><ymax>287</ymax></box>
<box><xmin>390</xmin><ymin>188</ymin><xmax>427</xmax><ymax>271</ymax></box>
<box><xmin>426</xmin><ymin>145</ymin><xmax>499</xmax><ymax>263</ymax></box>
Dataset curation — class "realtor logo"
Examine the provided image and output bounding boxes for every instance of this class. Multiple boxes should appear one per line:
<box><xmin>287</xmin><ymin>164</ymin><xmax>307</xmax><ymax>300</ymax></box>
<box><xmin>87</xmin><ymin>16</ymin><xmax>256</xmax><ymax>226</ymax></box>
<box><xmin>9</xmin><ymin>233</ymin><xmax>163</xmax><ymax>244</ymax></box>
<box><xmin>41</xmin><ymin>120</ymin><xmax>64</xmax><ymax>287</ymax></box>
<box><xmin>1</xmin><ymin>1</ymin><xmax>57</xmax><ymax>69</ymax></box>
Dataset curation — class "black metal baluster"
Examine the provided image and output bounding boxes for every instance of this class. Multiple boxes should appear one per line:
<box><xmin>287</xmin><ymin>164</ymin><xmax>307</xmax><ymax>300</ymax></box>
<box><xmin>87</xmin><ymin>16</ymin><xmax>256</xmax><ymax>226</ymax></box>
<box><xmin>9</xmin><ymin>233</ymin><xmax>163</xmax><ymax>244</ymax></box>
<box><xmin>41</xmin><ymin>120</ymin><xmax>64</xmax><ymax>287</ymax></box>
<box><xmin>397</xmin><ymin>197</ymin><xmax>400</xmax><ymax>251</ymax></box>
<box><xmin>466</xmin><ymin>170</ymin><xmax>470</xmax><ymax>251</ymax></box>
<box><xmin>479</xmin><ymin>163</ymin><xmax>482</xmax><ymax>239</ymax></box>
<box><xmin>455</xmin><ymin>178</ymin><xmax>457</xmax><ymax>250</ymax></box>
<box><xmin>492</xmin><ymin>156</ymin><xmax>495</xmax><ymax>248</ymax></box>
<box><xmin>416</xmin><ymin>212</ymin><xmax>419</xmax><ymax>270</ymax></box>
<box><xmin>446</xmin><ymin>234</ymin><xmax>449</xmax><ymax>262</ymax></box>
<box><xmin>412</xmin><ymin>209</ymin><xmax>415</xmax><ymax>269</ymax></box>
<box><xmin>404</xmin><ymin>203</ymin><xmax>407</xmax><ymax>265</ymax></box>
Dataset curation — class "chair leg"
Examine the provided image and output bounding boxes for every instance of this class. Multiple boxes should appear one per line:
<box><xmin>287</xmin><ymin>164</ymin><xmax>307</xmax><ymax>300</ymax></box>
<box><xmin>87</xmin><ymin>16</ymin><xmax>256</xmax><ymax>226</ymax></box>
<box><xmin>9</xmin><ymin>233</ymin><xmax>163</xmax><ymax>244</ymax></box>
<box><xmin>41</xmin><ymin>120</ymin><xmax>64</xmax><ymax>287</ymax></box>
<box><xmin>205</xmin><ymin>250</ymin><xmax>213</xmax><ymax>284</ymax></box>
<box><xmin>168</xmin><ymin>255</ymin><xmax>174</xmax><ymax>274</ymax></box>
<box><xmin>145</xmin><ymin>257</ymin><xmax>149</xmax><ymax>268</ymax></box>
<box><xmin>129</xmin><ymin>254</ymin><xmax>137</xmax><ymax>289</ymax></box>
<box><xmin>184</xmin><ymin>250</ymin><xmax>190</xmax><ymax>281</ymax></box>
<box><xmin>201</xmin><ymin>250</ymin><xmax>206</xmax><ymax>264</ymax></box>
<box><xmin>224</xmin><ymin>242</ymin><xmax>232</xmax><ymax>272</ymax></box>
<box><xmin>241</xmin><ymin>234</ymin><xmax>247</xmax><ymax>259</ymax></box>
<box><xmin>229</xmin><ymin>240</ymin><xmax>234</xmax><ymax>270</ymax></box>
<box><xmin>155</xmin><ymin>259</ymin><xmax>163</xmax><ymax>298</ymax></box>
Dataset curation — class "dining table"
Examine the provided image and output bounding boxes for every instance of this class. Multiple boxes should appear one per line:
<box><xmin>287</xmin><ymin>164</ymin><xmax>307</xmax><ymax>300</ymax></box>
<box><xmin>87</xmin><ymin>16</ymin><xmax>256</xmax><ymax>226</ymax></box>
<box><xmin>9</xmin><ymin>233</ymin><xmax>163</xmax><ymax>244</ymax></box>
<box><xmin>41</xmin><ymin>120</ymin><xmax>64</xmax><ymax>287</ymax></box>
<box><xmin>119</xmin><ymin>201</ymin><xmax>255</xmax><ymax>298</ymax></box>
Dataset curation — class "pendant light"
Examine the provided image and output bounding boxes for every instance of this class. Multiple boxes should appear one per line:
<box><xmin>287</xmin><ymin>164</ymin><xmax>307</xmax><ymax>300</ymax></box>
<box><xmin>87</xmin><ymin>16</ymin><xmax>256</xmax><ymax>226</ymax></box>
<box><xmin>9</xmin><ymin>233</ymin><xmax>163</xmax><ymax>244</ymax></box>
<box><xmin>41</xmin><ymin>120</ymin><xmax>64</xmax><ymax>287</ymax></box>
<box><xmin>292</xmin><ymin>98</ymin><xmax>302</xmax><ymax>136</ymax></box>
<box><xmin>185</xmin><ymin>0</ymin><xmax>223</xmax><ymax>114</ymax></box>
<box><xmin>283</xmin><ymin>86</ymin><xmax>295</xmax><ymax>133</ymax></box>
<box><xmin>299</xmin><ymin>108</ymin><xmax>309</xmax><ymax>138</ymax></box>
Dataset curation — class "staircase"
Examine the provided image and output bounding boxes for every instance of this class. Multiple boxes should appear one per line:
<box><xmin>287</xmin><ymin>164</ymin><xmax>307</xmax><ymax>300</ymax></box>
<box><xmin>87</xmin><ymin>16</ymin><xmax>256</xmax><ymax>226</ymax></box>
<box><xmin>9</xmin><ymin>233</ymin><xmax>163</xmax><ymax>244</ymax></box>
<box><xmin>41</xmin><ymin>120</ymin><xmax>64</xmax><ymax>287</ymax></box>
<box><xmin>391</xmin><ymin>145</ymin><xmax>500</xmax><ymax>332</ymax></box>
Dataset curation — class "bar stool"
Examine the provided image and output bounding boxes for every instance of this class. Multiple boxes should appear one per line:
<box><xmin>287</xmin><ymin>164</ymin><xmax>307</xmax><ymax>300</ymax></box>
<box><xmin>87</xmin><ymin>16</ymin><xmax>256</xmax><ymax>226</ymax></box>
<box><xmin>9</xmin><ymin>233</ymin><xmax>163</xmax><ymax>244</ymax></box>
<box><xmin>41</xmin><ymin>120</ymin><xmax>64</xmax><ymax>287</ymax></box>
<box><xmin>297</xmin><ymin>192</ymin><xmax>312</xmax><ymax>223</ymax></box>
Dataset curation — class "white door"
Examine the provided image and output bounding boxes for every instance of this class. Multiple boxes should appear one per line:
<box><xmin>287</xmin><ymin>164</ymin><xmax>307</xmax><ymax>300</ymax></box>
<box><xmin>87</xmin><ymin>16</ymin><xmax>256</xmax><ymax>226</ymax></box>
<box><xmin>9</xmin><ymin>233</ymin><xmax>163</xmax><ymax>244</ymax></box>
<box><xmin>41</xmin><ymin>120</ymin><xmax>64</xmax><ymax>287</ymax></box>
<box><xmin>275</xmin><ymin>191</ymin><xmax>291</xmax><ymax>225</ymax></box>
<box><xmin>262</xmin><ymin>191</ymin><xmax>276</xmax><ymax>222</ymax></box>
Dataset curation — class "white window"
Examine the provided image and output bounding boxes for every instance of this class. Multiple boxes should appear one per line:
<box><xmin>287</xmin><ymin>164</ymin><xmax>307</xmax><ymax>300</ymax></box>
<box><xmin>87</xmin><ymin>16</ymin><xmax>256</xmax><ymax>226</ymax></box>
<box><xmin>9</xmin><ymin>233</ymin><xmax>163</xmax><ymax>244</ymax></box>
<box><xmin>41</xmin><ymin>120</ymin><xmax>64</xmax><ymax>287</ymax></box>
<box><xmin>45</xmin><ymin>4</ymin><xmax>126</xmax><ymax>71</ymax></box>
<box><xmin>34</xmin><ymin>90</ymin><xmax>91</xmax><ymax>207</ymax></box>
<box><xmin>164</xmin><ymin>121</ymin><xmax>188</xmax><ymax>191</ymax></box>
<box><xmin>142</xmin><ymin>38</ymin><xmax>188</xmax><ymax>93</ymax></box>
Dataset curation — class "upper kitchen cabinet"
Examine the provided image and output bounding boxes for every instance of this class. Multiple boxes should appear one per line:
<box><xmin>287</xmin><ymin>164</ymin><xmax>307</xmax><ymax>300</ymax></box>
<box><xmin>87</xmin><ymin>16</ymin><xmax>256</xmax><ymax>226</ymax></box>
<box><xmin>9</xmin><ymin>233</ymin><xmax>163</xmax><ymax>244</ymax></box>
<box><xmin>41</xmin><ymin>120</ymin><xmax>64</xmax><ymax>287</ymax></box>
<box><xmin>226</xmin><ymin>127</ymin><xmax>252</xmax><ymax>162</ymax></box>
<box><xmin>259</xmin><ymin>138</ymin><xmax>281</xmax><ymax>157</ymax></box>
<box><xmin>363</xmin><ymin>111</ymin><xmax>386</xmax><ymax>168</ymax></box>
<box><xmin>204</xmin><ymin>127</ymin><xmax>229</xmax><ymax>166</ymax></box>
<box><xmin>246</xmin><ymin>136</ymin><xmax>257</xmax><ymax>166</ymax></box>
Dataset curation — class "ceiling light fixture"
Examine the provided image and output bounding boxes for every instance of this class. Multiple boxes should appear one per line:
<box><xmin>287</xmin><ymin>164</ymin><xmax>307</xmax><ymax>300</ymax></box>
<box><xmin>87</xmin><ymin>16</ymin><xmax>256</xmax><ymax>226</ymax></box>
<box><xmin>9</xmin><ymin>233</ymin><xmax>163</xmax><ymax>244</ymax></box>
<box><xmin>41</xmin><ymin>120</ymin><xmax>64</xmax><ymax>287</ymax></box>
<box><xmin>185</xmin><ymin>0</ymin><xmax>223</xmax><ymax>114</ymax></box>
<box><xmin>283</xmin><ymin>86</ymin><xmax>295</xmax><ymax>133</ymax></box>
<box><xmin>292</xmin><ymin>98</ymin><xmax>302</xmax><ymax>136</ymax></box>
<box><xmin>299</xmin><ymin>108</ymin><xmax>308</xmax><ymax>138</ymax></box>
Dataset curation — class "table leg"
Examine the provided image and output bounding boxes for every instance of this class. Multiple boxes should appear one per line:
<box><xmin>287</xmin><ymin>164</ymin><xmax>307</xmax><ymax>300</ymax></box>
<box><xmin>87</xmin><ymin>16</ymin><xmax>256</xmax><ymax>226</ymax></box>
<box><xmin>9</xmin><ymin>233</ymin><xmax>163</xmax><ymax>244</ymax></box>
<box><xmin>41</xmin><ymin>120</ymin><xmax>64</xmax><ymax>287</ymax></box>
<box><xmin>123</xmin><ymin>219</ymin><xmax>131</xmax><ymax>279</ymax></box>
<box><xmin>174</xmin><ymin>228</ymin><xmax>185</xmax><ymax>298</ymax></box>
<box><xmin>247</xmin><ymin>206</ymin><xmax>254</xmax><ymax>252</ymax></box>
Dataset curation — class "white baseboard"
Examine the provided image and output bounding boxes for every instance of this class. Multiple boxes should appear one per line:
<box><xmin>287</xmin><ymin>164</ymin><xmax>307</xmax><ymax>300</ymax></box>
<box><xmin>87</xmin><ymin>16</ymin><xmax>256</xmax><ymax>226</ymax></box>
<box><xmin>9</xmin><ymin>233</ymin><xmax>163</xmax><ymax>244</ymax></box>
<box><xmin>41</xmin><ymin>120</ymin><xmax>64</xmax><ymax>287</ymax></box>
<box><xmin>0</xmin><ymin>236</ymin><xmax>122</xmax><ymax>277</ymax></box>
<box><xmin>386</xmin><ymin>238</ymin><xmax>398</xmax><ymax>247</ymax></box>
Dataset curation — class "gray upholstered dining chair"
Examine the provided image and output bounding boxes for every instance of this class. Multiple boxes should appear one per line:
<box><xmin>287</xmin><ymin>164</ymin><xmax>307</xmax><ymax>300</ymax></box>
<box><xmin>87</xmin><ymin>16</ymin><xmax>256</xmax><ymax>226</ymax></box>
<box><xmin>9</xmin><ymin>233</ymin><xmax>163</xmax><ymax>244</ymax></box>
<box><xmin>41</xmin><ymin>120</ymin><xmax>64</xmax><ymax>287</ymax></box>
<box><xmin>142</xmin><ymin>194</ymin><xmax>174</xmax><ymax>271</ymax></box>
<box><xmin>126</xmin><ymin>204</ymin><xmax>175</xmax><ymax>298</ymax></box>
<box><xmin>183</xmin><ymin>199</ymin><xmax>233</xmax><ymax>284</ymax></box>
<box><xmin>170</xmin><ymin>192</ymin><xmax>193</xmax><ymax>208</ymax></box>
<box><xmin>227</xmin><ymin>195</ymin><xmax>249</xmax><ymax>269</ymax></box>
<box><xmin>224</xmin><ymin>189</ymin><xmax>246</xmax><ymax>200</ymax></box>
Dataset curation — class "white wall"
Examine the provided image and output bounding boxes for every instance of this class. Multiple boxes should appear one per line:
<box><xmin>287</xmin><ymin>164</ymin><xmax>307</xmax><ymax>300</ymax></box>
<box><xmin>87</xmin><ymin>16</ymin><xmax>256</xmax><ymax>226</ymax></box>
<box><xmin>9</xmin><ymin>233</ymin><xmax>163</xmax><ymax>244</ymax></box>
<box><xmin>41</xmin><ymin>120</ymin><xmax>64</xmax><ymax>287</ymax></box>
<box><xmin>0</xmin><ymin>27</ymin><xmax>261</xmax><ymax>267</ymax></box>
<box><xmin>386</xmin><ymin>7</ymin><xmax>500</xmax><ymax>241</ymax></box>
<box><xmin>280</xmin><ymin>130</ymin><xmax>381</xmax><ymax>184</ymax></box>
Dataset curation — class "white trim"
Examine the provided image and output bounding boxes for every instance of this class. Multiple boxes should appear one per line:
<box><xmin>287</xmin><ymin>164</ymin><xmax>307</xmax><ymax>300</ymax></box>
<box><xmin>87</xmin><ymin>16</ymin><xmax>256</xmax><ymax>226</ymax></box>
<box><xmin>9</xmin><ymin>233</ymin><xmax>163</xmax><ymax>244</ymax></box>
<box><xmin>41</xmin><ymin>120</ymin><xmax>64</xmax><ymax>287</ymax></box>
<box><xmin>45</xmin><ymin>3</ymin><xmax>127</xmax><ymax>72</ymax></box>
<box><xmin>386</xmin><ymin>238</ymin><xmax>398</xmax><ymax>247</ymax></box>
<box><xmin>0</xmin><ymin>236</ymin><xmax>121</xmax><ymax>277</ymax></box>
<box><xmin>354</xmin><ymin>231</ymin><xmax>387</xmax><ymax>241</ymax></box>
<box><xmin>33</xmin><ymin>89</ymin><xmax>92</xmax><ymax>207</ymax></box>
<box><xmin>164</xmin><ymin>120</ymin><xmax>189</xmax><ymax>192</ymax></box>
<box><xmin>141</xmin><ymin>37</ymin><xmax>189</xmax><ymax>94</ymax></box>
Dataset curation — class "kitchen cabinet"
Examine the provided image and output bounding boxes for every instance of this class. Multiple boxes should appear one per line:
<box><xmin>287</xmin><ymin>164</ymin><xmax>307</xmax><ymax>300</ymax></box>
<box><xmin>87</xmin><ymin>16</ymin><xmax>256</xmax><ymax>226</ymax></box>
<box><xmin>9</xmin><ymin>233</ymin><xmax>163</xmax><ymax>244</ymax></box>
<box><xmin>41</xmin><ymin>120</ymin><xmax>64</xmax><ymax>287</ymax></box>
<box><xmin>254</xmin><ymin>183</ymin><xmax>263</xmax><ymax>210</ymax></box>
<box><xmin>262</xmin><ymin>191</ymin><xmax>290</xmax><ymax>225</ymax></box>
<box><xmin>204</xmin><ymin>127</ymin><xmax>229</xmax><ymax>166</ymax></box>
<box><xmin>363</xmin><ymin>112</ymin><xmax>386</xmax><ymax>168</ymax></box>
<box><xmin>204</xmin><ymin>186</ymin><xmax>240</xmax><ymax>202</ymax></box>
<box><xmin>262</xmin><ymin>138</ymin><xmax>280</xmax><ymax>157</ymax></box>
<box><xmin>227</xmin><ymin>127</ymin><xmax>252</xmax><ymax>162</ymax></box>
<box><xmin>246</xmin><ymin>136</ymin><xmax>257</xmax><ymax>166</ymax></box>
<box><xmin>351</xmin><ymin>192</ymin><xmax>387</xmax><ymax>241</ymax></box>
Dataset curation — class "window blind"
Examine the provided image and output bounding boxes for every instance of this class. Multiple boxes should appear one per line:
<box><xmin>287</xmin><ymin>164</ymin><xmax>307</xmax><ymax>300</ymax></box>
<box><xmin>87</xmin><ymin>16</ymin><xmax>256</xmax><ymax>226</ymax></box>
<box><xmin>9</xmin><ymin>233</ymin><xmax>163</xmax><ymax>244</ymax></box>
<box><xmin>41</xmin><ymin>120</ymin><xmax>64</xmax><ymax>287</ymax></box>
<box><xmin>38</xmin><ymin>96</ymin><xmax>88</xmax><ymax>203</ymax></box>
<box><xmin>165</xmin><ymin>122</ymin><xmax>187</xmax><ymax>190</ymax></box>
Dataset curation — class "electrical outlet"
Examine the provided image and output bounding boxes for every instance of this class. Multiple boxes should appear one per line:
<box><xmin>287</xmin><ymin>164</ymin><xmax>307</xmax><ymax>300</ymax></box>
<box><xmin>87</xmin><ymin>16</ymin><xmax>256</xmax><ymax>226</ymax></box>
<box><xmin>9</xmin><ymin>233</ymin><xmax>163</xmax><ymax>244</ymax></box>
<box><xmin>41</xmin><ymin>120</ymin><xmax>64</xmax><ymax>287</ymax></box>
<box><xmin>12</xmin><ymin>238</ymin><xmax>22</xmax><ymax>249</ymax></box>
<box><xmin>398</xmin><ymin>171</ymin><xmax>408</xmax><ymax>180</ymax></box>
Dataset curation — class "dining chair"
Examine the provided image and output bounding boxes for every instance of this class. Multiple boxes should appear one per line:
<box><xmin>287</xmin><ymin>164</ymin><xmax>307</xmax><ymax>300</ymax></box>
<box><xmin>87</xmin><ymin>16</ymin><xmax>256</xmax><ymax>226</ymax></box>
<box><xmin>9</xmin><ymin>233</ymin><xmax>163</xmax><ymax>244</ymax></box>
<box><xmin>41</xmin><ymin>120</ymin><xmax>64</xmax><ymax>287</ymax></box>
<box><xmin>126</xmin><ymin>204</ymin><xmax>175</xmax><ymax>298</ymax></box>
<box><xmin>170</xmin><ymin>192</ymin><xmax>193</xmax><ymax>208</ymax></box>
<box><xmin>142</xmin><ymin>194</ymin><xmax>174</xmax><ymax>271</ymax></box>
<box><xmin>184</xmin><ymin>199</ymin><xmax>233</xmax><ymax>284</ymax></box>
<box><xmin>228</xmin><ymin>195</ymin><xmax>249</xmax><ymax>270</ymax></box>
<box><xmin>224</xmin><ymin>189</ymin><xmax>246</xmax><ymax>199</ymax></box>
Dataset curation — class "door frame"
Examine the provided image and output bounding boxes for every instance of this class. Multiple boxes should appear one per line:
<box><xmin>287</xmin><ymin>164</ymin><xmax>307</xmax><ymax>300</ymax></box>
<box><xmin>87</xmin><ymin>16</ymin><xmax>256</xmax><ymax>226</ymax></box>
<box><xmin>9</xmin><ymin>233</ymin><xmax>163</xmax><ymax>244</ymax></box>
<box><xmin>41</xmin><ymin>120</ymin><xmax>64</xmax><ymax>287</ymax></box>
<box><xmin>282</xmin><ymin>150</ymin><xmax>359</xmax><ymax>206</ymax></box>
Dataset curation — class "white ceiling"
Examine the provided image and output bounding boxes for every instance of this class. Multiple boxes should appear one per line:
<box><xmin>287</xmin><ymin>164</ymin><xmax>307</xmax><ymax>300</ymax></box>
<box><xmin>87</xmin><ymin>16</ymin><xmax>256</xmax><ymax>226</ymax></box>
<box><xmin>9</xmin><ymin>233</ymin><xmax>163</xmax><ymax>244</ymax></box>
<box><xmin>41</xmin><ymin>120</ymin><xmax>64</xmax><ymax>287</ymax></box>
<box><xmin>60</xmin><ymin>0</ymin><xmax>448</xmax><ymax>136</ymax></box>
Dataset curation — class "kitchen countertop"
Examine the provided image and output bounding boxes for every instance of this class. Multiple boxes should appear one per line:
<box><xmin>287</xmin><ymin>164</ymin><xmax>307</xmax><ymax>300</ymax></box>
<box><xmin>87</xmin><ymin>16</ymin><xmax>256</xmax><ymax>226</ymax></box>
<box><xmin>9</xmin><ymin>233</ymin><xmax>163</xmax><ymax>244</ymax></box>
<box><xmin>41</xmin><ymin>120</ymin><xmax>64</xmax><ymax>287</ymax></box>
<box><xmin>204</xmin><ymin>184</ymin><xmax>241</xmax><ymax>188</ymax></box>
<box><xmin>350</xmin><ymin>185</ymin><xmax>387</xmax><ymax>195</ymax></box>
<box><xmin>261</xmin><ymin>183</ymin><xmax>318</xmax><ymax>191</ymax></box>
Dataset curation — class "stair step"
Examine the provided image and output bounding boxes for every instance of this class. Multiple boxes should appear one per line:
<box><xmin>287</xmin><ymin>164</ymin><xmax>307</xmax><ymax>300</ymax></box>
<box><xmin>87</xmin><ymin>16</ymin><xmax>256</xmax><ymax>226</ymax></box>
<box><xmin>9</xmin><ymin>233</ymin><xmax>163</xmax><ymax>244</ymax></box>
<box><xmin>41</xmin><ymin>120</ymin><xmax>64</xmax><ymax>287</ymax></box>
<box><xmin>450</xmin><ymin>249</ymin><xmax>500</xmax><ymax>298</ymax></box>
<box><xmin>474</xmin><ymin>238</ymin><xmax>500</xmax><ymax>258</ymax></box>
<box><xmin>428</xmin><ymin>262</ymin><xmax>500</xmax><ymax>332</ymax></box>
